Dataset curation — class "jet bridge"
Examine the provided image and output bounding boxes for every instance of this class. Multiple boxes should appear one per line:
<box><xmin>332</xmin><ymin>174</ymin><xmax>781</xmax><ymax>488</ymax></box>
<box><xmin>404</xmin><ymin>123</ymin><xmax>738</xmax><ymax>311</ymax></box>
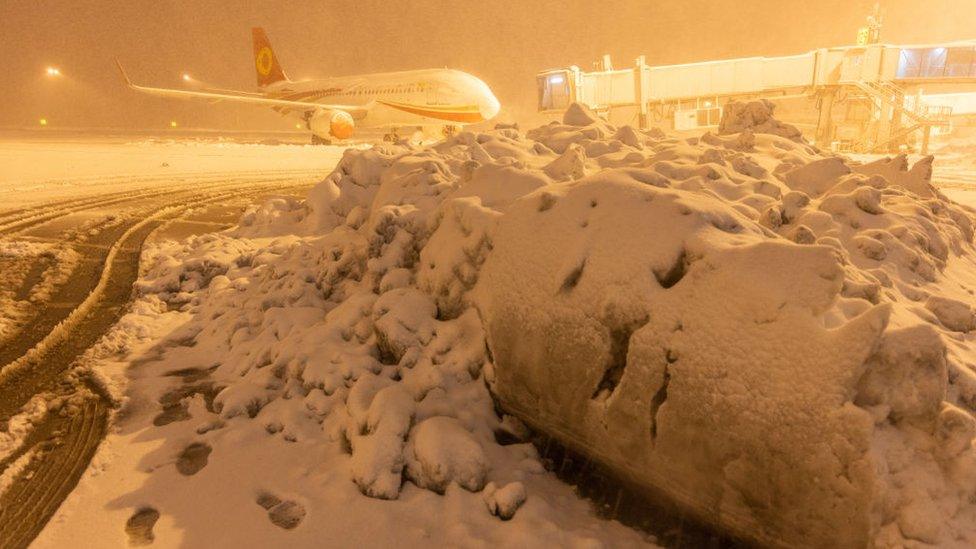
<box><xmin>537</xmin><ymin>41</ymin><xmax>976</xmax><ymax>153</ymax></box>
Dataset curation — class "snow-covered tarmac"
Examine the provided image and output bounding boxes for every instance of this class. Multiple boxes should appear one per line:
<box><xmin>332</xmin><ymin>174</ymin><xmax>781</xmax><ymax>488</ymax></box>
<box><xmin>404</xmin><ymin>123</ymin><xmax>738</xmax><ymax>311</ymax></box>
<box><xmin>6</xmin><ymin>127</ymin><xmax>976</xmax><ymax>548</ymax></box>
<box><xmin>0</xmin><ymin>136</ymin><xmax>349</xmax><ymax>209</ymax></box>
<box><xmin>0</xmin><ymin>136</ymin><xmax>349</xmax><ymax>546</ymax></box>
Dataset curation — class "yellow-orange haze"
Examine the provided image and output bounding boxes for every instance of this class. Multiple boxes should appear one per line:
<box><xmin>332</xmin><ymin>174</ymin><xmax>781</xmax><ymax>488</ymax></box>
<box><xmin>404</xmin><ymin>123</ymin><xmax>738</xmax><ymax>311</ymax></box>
<box><xmin>3</xmin><ymin>0</ymin><xmax>976</xmax><ymax>129</ymax></box>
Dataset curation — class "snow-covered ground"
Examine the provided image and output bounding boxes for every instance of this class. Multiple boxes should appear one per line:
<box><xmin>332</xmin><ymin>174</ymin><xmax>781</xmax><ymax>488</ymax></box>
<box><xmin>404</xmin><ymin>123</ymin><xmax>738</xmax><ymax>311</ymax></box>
<box><xmin>931</xmin><ymin>134</ymin><xmax>976</xmax><ymax>209</ymax></box>
<box><xmin>0</xmin><ymin>137</ymin><xmax>349</xmax><ymax>209</ymax></box>
<box><xmin>20</xmin><ymin>110</ymin><xmax>976</xmax><ymax>548</ymax></box>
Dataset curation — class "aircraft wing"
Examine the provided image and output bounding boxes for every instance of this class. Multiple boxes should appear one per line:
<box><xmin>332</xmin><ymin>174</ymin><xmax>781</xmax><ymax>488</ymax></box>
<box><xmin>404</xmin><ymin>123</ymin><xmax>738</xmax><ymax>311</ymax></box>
<box><xmin>114</xmin><ymin>60</ymin><xmax>367</xmax><ymax>116</ymax></box>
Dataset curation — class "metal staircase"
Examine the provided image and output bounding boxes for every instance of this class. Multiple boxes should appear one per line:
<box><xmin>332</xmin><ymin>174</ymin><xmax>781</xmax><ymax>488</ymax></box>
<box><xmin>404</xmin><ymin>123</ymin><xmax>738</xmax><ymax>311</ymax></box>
<box><xmin>846</xmin><ymin>80</ymin><xmax>952</xmax><ymax>153</ymax></box>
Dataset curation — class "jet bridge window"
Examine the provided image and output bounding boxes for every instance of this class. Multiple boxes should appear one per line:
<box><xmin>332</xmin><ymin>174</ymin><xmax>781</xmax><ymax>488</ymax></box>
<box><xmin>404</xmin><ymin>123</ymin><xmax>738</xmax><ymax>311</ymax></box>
<box><xmin>897</xmin><ymin>49</ymin><xmax>921</xmax><ymax>78</ymax></box>
<box><xmin>946</xmin><ymin>47</ymin><xmax>976</xmax><ymax>77</ymax></box>
<box><xmin>921</xmin><ymin>47</ymin><xmax>948</xmax><ymax>77</ymax></box>
<box><xmin>537</xmin><ymin>71</ymin><xmax>572</xmax><ymax>112</ymax></box>
<box><xmin>897</xmin><ymin>47</ymin><xmax>968</xmax><ymax>78</ymax></box>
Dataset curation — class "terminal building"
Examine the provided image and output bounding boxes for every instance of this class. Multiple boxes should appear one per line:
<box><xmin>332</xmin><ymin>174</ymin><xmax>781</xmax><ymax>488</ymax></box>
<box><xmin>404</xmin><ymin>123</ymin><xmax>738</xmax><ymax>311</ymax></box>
<box><xmin>536</xmin><ymin>39</ymin><xmax>976</xmax><ymax>153</ymax></box>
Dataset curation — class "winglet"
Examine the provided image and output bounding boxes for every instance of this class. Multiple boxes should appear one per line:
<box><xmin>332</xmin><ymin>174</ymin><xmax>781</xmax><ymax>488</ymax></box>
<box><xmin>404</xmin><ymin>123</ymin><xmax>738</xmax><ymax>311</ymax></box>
<box><xmin>115</xmin><ymin>58</ymin><xmax>133</xmax><ymax>87</ymax></box>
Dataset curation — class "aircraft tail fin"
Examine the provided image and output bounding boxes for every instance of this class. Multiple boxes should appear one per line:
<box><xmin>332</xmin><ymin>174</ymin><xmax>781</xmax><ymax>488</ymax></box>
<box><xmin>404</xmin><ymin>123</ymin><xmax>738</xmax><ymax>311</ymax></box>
<box><xmin>252</xmin><ymin>27</ymin><xmax>289</xmax><ymax>87</ymax></box>
<box><xmin>114</xmin><ymin>58</ymin><xmax>133</xmax><ymax>87</ymax></box>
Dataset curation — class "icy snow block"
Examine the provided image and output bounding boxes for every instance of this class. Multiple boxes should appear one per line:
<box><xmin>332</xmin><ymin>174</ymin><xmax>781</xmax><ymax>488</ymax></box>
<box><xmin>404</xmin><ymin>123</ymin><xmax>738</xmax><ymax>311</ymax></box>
<box><xmin>483</xmin><ymin>481</ymin><xmax>527</xmax><ymax>520</ymax></box>
<box><xmin>718</xmin><ymin>99</ymin><xmax>803</xmax><ymax>142</ymax></box>
<box><xmin>783</xmin><ymin>157</ymin><xmax>851</xmax><ymax>198</ymax></box>
<box><xmin>924</xmin><ymin>295</ymin><xmax>975</xmax><ymax>333</ymax></box>
<box><xmin>404</xmin><ymin>416</ymin><xmax>488</xmax><ymax>494</ymax></box>
<box><xmin>936</xmin><ymin>402</ymin><xmax>976</xmax><ymax>458</ymax></box>
<box><xmin>417</xmin><ymin>197</ymin><xmax>500</xmax><ymax>318</ymax></box>
<box><xmin>563</xmin><ymin>102</ymin><xmax>603</xmax><ymax>127</ymax></box>
<box><xmin>543</xmin><ymin>144</ymin><xmax>587</xmax><ymax>182</ymax></box>
<box><xmin>474</xmin><ymin>173</ymin><xmax>893</xmax><ymax>547</ymax></box>
<box><xmin>854</xmin><ymin>155</ymin><xmax>936</xmax><ymax>198</ymax></box>
<box><xmin>612</xmin><ymin>126</ymin><xmax>644</xmax><ymax>149</ymax></box>
<box><xmin>372</xmin><ymin>288</ymin><xmax>436</xmax><ymax>364</ymax></box>
<box><xmin>855</xmin><ymin>325</ymin><xmax>947</xmax><ymax>423</ymax></box>
<box><xmin>349</xmin><ymin>384</ymin><xmax>416</xmax><ymax>500</ymax></box>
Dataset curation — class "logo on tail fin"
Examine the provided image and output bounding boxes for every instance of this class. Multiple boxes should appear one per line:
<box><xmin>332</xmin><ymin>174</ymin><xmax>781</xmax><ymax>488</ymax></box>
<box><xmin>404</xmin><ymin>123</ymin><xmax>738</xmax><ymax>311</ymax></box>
<box><xmin>256</xmin><ymin>47</ymin><xmax>274</xmax><ymax>76</ymax></box>
<box><xmin>252</xmin><ymin>27</ymin><xmax>288</xmax><ymax>87</ymax></box>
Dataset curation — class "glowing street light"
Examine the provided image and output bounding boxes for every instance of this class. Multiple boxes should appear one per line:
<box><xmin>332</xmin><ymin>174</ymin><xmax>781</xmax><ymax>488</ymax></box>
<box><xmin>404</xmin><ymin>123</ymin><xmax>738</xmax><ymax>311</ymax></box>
<box><xmin>181</xmin><ymin>73</ymin><xmax>192</xmax><ymax>82</ymax></box>
<box><xmin>39</xmin><ymin>118</ymin><xmax>48</xmax><ymax>126</ymax></box>
<box><xmin>170</xmin><ymin>121</ymin><xmax>178</xmax><ymax>128</ymax></box>
<box><xmin>45</xmin><ymin>66</ymin><xmax>62</xmax><ymax>77</ymax></box>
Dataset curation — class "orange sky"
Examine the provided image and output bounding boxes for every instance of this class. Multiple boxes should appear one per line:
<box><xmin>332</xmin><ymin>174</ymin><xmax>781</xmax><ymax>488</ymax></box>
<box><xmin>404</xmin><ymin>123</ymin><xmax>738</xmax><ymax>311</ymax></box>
<box><xmin>4</xmin><ymin>0</ymin><xmax>976</xmax><ymax>130</ymax></box>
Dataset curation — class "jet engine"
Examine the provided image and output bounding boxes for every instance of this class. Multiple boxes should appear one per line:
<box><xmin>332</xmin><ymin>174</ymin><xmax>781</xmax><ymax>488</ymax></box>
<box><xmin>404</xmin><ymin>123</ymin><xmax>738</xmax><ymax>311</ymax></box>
<box><xmin>309</xmin><ymin>109</ymin><xmax>355</xmax><ymax>140</ymax></box>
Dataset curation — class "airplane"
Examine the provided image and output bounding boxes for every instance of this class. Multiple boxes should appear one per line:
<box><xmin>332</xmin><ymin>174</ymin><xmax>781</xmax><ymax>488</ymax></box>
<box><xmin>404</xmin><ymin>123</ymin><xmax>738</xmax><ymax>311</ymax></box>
<box><xmin>116</xmin><ymin>28</ymin><xmax>501</xmax><ymax>143</ymax></box>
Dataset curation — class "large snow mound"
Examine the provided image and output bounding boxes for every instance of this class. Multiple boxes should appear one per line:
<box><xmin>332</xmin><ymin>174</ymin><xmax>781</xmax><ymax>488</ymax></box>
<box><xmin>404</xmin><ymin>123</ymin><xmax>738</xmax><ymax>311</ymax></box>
<box><xmin>717</xmin><ymin>99</ymin><xmax>803</xmax><ymax>142</ymax></box>
<box><xmin>85</xmin><ymin>102</ymin><xmax>976</xmax><ymax>547</ymax></box>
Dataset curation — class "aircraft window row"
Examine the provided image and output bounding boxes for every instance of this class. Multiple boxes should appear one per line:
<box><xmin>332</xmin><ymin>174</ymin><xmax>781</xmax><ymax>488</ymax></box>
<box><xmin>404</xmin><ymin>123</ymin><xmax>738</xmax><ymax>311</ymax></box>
<box><xmin>321</xmin><ymin>84</ymin><xmax>429</xmax><ymax>97</ymax></box>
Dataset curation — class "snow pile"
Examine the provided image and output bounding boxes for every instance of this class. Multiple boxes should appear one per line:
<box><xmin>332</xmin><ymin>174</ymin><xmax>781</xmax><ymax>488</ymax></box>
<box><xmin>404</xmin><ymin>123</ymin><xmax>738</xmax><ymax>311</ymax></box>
<box><xmin>717</xmin><ymin>99</ymin><xmax>803</xmax><ymax>142</ymax></box>
<box><xmin>476</xmin><ymin>103</ymin><xmax>976</xmax><ymax>547</ymax></box>
<box><xmin>0</xmin><ymin>240</ymin><xmax>77</xmax><ymax>341</ymax></box>
<box><xmin>0</xmin><ymin>395</ymin><xmax>48</xmax><ymax>457</ymax></box>
<box><xmin>61</xmin><ymin>164</ymin><xmax>647</xmax><ymax>544</ymax></box>
<box><xmin>64</xmin><ymin>102</ymin><xmax>976</xmax><ymax>547</ymax></box>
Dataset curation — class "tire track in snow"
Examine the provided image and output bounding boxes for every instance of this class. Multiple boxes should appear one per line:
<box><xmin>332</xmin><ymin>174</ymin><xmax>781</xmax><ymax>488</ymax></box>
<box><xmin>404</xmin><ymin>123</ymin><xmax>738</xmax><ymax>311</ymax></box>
<box><xmin>0</xmin><ymin>179</ymin><xmax>310</xmax><ymax>374</ymax></box>
<box><xmin>0</xmin><ymin>394</ymin><xmax>106</xmax><ymax>549</ymax></box>
<box><xmin>0</xmin><ymin>179</ymin><xmax>313</xmax><ymax>548</ymax></box>
<box><xmin>0</xmin><ymin>168</ymin><xmax>326</xmax><ymax>224</ymax></box>
<box><xmin>0</xmin><ymin>174</ymin><xmax>315</xmax><ymax>236</ymax></box>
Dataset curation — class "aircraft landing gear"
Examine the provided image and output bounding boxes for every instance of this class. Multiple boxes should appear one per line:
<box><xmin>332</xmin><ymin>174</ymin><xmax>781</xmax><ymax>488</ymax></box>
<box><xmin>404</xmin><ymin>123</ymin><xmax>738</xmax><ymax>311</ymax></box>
<box><xmin>442</xmin><ymin>125</ymin><xmax>459</xmax><ymax>138</ymax></box>
<box><xmin>311</xmin><ymin>134</ymin><xmax>331</xmax><ymax>145</ymax></box>
<box><xmin>383</xmin><ymin>128</ymin><xmax>401</xmax><ymax>142</ymax></box>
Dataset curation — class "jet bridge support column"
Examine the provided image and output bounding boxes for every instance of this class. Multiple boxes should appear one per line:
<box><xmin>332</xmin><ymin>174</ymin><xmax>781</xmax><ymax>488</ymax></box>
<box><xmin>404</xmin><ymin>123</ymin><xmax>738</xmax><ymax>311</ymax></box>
<box><xmin>635</xmin><ymin>56</ymin><xmax>649</xmax><ymax>129</ymax></box>
<box><xmin>921</xmin><ymin>126</ymin><xmax>932</xmax><ymax>155</ymax></box>
<box><xmin>815</xmin><ymin>88</ymin><xmax>837</xmax><ymax>147</ymax></box>
<box><xmin>889</xmin><ymin>106</ymin><xmax>905</xmax><ymax>153</ymax></box>
<box><xmin>876</xmin><ymin>101</ymin><xmax>894</xmax><ymax>152</ymax></box>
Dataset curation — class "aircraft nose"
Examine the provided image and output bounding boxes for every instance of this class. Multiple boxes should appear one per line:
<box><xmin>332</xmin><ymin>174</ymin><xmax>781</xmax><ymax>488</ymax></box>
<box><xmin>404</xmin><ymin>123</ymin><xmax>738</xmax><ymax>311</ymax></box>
<box><xmin>480</xmin><ymin>93</ymin><xmax>501</xmax><ymax>121</ymax></box>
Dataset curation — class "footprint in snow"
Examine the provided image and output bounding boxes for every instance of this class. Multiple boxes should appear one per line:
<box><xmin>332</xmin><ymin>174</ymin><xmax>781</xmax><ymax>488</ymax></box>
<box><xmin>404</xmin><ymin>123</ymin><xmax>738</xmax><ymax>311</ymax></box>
<box><xmin>125</xmin><ymin>507</ymin><xmax>160</xmax><ymax>546</ymax></box>
<box><xmin>153</xmin><ymin>367</ymin><xmax>221</xmax><ymax>427</ymax></box>
<box><xmin>256</xmin><ymin>492</ymin><xmax>306</xmax><ymax>530</ymax></box>
<box><xmin>175</xmin><ymin>442</ymin><xmax>211</xmax><ymax>476</ymax></box>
